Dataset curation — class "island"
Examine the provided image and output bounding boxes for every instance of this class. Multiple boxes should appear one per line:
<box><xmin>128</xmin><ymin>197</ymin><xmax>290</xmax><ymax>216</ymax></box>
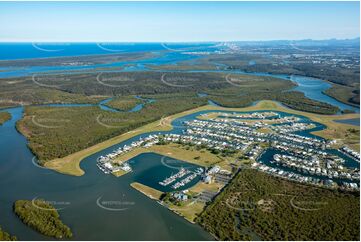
<box><xmin>14</xmin><ymin>199</ymin><xmax>72</xmax><ymax>239</ymax></box>
<box><xmin>0</xmin><ymin>111</ymin><xmax>10</xmax><ymax>125</ymax></box>
<box><xmin>0</xmin><ymin>39</ymin><xmax>359</xmax><ymax>240</ymax></box>
<box><xmin>48</xmin><ymin>100</ymin><xmax>357</xmax><ymax>232</ymax></box>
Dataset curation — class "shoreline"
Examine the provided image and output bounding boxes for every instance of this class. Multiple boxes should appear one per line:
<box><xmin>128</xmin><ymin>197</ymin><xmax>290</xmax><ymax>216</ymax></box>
<box><xmin>130</xmin><ymin>181</ymin><xmax>221</xmax><ymax>224</ymax></box>
<box><xmin>0</xmin><ymin>49</ymin><xmax>157</xmax><ymax>63</ymax></box>
<box><xmin>130</xmin><ymin>182</ymin><xmax>197</xmax><ymax>224</ymax></box>
<box><xmin>111</xmin><ymin>143</ymin><xmax>232</xmax><ymax>177</ymax></box>
<box><xmin>42</xmin><ymin>100</ymin><xmax>359</xmax><ymax>176</ymax></box>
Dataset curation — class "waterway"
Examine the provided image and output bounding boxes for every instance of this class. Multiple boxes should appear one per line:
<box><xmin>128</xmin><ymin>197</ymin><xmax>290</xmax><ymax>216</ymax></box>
<box><xmin>0</xmin><ymin>107</ymin><xmax>212</xmax><ymax>240</ymax></box>
<box><xmin>334</xmin><ymin>118</ymin><xmax>360</xmax><ymax>127</ymax></box>
<box><xmin>41</xmin><ymin>95</ymin><xmax>155</xmax><ymax>113</ymax></box>
<box><xmin>258</xmin><ymin>148</ymin><xmax>359</xmax><ymax>186</ymax></box>
<box><xmin>0</xmin><ymin>44</ymin><xmax>359</xmax><ymax>239</ymax></box>
<box><xmin>0</xmin><ymin>44</ymin><xmax>359</xmax><ymax>113</ymax></box>
<box><xmin>219</xmin><ymin>71</ymin><xmax>359</xmax><ymax>113</ymax></box>
<box><xmin>0</xmin><ymin>43</ymin><xmax>219</xmax><ymax>60</ymax></box>
<box><xmin>0</xmin><ymin>103</ymin><xmax>359</xmax><ymax>239</ymax></box>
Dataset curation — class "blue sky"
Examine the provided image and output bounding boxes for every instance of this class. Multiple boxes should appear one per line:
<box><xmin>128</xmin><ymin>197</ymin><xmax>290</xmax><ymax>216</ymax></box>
<box><xmin>0</xmin><ymin>1</ymin><xmax>359</xmax><ymax>42</ymax></box>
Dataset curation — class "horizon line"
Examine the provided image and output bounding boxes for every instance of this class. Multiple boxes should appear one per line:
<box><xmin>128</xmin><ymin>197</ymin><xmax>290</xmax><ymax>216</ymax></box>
<box><xmin>0</xmin><ymin>37</ymin><xmax>360</xmax><ymax>44</ymax></box>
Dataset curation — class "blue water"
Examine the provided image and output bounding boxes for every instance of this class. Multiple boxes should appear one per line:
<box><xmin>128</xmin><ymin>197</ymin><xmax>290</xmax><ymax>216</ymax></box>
<box><xmin>41</xmin><ymin>96</ymin><xmax>155</xmax><ymax>113</ymax></box>
<box><xmin>290</xmin><ymin>75</ymin><xmax>359</xmax><ymax>113</ymax></box>
<box><xmin>223</xmin><ymin>71</ymin><xmax>360</xmax><ymax>113</ymax></box>
<box><xmin>0</xmin><ymin>42</ymin><xmax>219</xmax><ymax>60</ymax></box>
<box><xmin>0</xmin><ymin>107</ymin><xmax>212</xmax><ymax>240</ymax></box>
<box><xmin>197</xmin><ymin>93</ymin><xmax>208</xmax><ymax>98</ymax></box>
<box><xmin>133</xmin><ymin>154</ymin><xmax>202</xmax><ymax>193</ymax></box>
<box><xmin>207</xmin><ymin>100</ymin><xmax>222</xmax><ymax>107</ymax></box>
<box><xmin>248</xmin><ymin>60</ymin><xmax>256</xmax><ymax>66</ymax></box>
<box><xmin>1</xmin><ymin>42</ymin><xmax>359</xmax><ymax>240</ymax></box>
<box><xmin>130</xmin><ymin>96</ymin><xmax>155</xmax><ymax>112</ymax></box>
<box><xmin>0</xmin><ymin>43</ymin><xmax>359</xmax><ymax>113</ymax></box>
<box><xmin>98</xmin><ymin>98</ymin><xmax>119</xmax><ymax>112</ymax></box>
<box><xmin>0</xmin><ymin>51</ymin><xmax>199</xmax><ymax>78</ymax></box>
<box><xmin>0</xmin><ymin>102</ymin><xmax>359</xmax><ymax>240</ymax></box>
<box><xmin>0</xmin><ymin>42</ymin><xmax>221</xmax><ymax>78</ymax></box>
<box><xmin>258</xmin><ymin>148</ymin><xmax>359</xmax><ymax>186</ymax></box>
<box><xmin>334</xmin><ymin>118</ymin><xmax>360</xmax><ymax>127</ymax></box>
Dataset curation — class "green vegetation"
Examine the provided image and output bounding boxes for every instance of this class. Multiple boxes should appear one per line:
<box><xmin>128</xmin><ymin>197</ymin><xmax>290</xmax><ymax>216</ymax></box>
<box><xmin>0</xmin><ymin>227</ymin><xmax>16</xmax><ymax>241</ymax></box>
<box><xmin>21</xmin><ymin>100</ymin><xmax>358</xmax><ymax>176</ymax></box>
<box><xmin>160</xmin><ymin>192</ymin><xmax>191</xmax><ymax>207</ymax></box>
<box><xmin>205</xmin><ymin>89</ymin><xmax>339</xmax><ymax>114</ymax></box>
<box><xmin>14</xmin><ymin>200</ymin><xmax>72</xmax><ymax>239</ymax></box>
<box><xmin>17</xmin><ymin>93</ymin><xmax>207</xmax><ymax>162</ymax></box>
<box><xmin>0</xmin><ymin>71</ymin><xmax>231</xmax><ymax>99</ymax></box>
<box><xmin>132</xmin><ymin>181</ymin><xmax>212</xmax><ymax>223</ymax></box>
<box><xmin>0</xmin><ymin>80</ymin><xmax>105</xmax><ymax>108</ymax></box>
<box><xmin>324</xmin><ymin>83</ymin><xmax>360</xmax><ymax>106</ymax></box>
<box><xmin>131</xmin><ymin>181</ymin><xmax>207</xmax><ymax>223</ymax></box>
<box><xmin>47</xmin><ymin>71</ymin><xmax>293</xmax><ymax>97</ymax></box>
<box><xmin>0</xmin><ymin>51</ymin><xmax>154</xmax><ymax>68</ymax></box>
<box><xmin>111</xmin><ymin>142</ymin><xmax>234</xmax><ymax>176</ymax></box>
<box><xmin>0</xmin><ymin>112</ymin><xmax>11</xmax><ymax>125</ymax></box>
<box><xmin>106</xmin><ymin>95</ymin><xmax>143</xmax><ymax>111</ymax></box>
<box><xmin>0</xmin><ymin>70</ymin><xmax>315</xmax><ymax>105</ymax></box>
<box><xmin>197</xmin><ymin>169</ymin><xmax>360</xmax><ymax>241</ymax></box>
<box><xmin>201</xmin><ymin>51</ymin><xmax>360</xmax><ymax>105</ymax></box>
<box><xmin>1</xmin><ymin>68</ymin><xmax>340</xmax><ymax>113</ymax></box>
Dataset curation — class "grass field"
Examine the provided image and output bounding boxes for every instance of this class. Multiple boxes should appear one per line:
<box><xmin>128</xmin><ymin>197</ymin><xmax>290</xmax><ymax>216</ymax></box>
<box><xmin>130</xmin><ymin>181</ymin><xmax>205</xmax><ymax>222</ymax></box>
<box><xmin>168</xmin><ymin>181</ymin><xmax>224</xmax><ymax>222</ymax></box>
<box><xmin>131</xmin><ymin>180</ymin><xmax>224</xmax><ymax>223</ymax></box>
<box><xmin>44</xmin><ymin>100</ymin><xmax>359</xmax><ymax>176</ymax></box>
<box><xmin>44</xmin><ymin>117</ymin><xmax>175</xmax><ymax>176</ymax></box>
<box><xmin>167</xmin><ymin>200</ymin><xmax>206</xmax><ymax>223</ymax></box>
<box><xmin>112</xmin><ymin>143</ymin><xmax>235</xmax><ymax>177</ymax></box>
<box><xmin>130</xmin><ymin>182</ymin><xmax>163</xmax><ymax>200</ymax></box>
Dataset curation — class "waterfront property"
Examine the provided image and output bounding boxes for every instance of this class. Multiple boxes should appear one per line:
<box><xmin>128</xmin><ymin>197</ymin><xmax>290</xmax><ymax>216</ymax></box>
<box><xmin>0</xmin><ymin>100</ymin><xmax>359</xmax><ymax>240</ymax></box>
<box><xmin>41</xmin><ymin>100</ymin><xmax>360</xmax><ymax>176</ymax></box>
<box><xmin>98</xmin><ymin>109</ymin><xmax>359</xmax><ymax>191</ymax></box>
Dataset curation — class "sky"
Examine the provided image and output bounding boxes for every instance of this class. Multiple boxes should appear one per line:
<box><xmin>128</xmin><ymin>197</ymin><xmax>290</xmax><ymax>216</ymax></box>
<box><xmin>0</xmin><ymin>1</ymin><xmax>359</xmax><ymax>42</ymax></box>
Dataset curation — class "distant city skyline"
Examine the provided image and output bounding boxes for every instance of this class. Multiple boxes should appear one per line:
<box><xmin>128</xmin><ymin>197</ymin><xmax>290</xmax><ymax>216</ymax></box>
<box><xmin>0</xmin><ymin>1</ymin><xmax>359</xmax><ymax>42</ymax></box>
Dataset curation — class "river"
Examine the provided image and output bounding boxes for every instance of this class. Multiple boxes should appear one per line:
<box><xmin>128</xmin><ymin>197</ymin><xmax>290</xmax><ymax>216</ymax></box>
<box><xmin>40</xmin><ymin>95</ymin><xmax>155</xmax><ymax>113</ymax></box>
<box><xmin>0</xmin><ymin>44</ymin><xmax>359</xmax><ymax>240</ymax></box>
<box><xmin>0</xmin><ymin>107</ymin><xmax>213</xmax><ymax>240</ymax></box>
<box><xmin>0</xmin><ymin>48</ymin><xmax>358</xmax><ymax>113</ymax></box>
<box><xmin>1</xmin><ymin>105</ymin><xmax>359</xmax><ymax>240</ymax></box>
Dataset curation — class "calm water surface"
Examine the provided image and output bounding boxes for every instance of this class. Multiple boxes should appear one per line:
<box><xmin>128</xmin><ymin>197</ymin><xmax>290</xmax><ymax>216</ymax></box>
<box><xmin>42</xmin><ymin>95</ymin><xmax>155</xmax><ymax>113</ymax></box>
<box><xmin>0</xmin><ymin>43</ymin><xmax>360</xmax><ymax>239</ymax></box>
<box><xmin>0</xmin><ymin>103</ymin><xmax>359</xmax><ymax>240</ymax></box>
<box><xmin>0</xmin><ymin>43</ymin><xmax>359</xmax><ymax>113</ymax></box>
<box><xmin>0</xmin><ymin>107</ymin><xmax>212</xmax><ymax>240</ymax></box>
<box><xmin>334</xmin><ymin>118</ymin><xmax>360</xmax><ymax>126</ymax></box>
